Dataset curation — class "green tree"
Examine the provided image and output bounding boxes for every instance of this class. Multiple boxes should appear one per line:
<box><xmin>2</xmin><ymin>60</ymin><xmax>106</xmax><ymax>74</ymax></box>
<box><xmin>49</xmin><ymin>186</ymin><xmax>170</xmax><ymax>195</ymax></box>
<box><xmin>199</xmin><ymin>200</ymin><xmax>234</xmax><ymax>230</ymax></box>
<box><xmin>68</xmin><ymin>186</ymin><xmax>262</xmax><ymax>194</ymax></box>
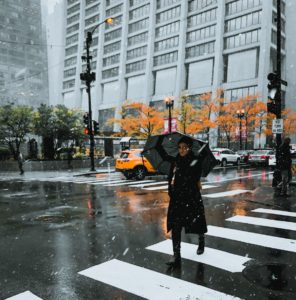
<box><xmin>0</xmin><ymin>103</ymin><xmax>34</xmax><ymax>159</ymax></box>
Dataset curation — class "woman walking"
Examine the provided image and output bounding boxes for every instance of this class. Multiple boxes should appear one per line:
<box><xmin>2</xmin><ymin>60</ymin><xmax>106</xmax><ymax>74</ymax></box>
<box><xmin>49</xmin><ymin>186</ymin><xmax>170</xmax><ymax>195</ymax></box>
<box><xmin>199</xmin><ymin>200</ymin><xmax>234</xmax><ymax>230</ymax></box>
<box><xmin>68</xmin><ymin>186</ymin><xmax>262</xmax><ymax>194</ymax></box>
<box><xmin>166</xmin><ymin>136</ymin><xmax>207</xmax><ymax>268</ymax></box>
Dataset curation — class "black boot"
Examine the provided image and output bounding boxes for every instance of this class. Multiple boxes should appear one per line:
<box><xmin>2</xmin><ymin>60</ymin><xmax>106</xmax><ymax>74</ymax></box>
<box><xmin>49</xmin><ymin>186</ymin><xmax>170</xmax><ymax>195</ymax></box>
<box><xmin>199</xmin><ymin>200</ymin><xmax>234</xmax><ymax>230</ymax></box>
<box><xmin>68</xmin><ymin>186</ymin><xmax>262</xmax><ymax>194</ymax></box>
<box><xmin>197</xmin><ymin>234</ymin><xmax>205</xmax><ymax>255</ymax></box>
<box><xmin>166</xmin><ymin>253</ymin><xmax>181</xmax><ymax>268</ymax></box>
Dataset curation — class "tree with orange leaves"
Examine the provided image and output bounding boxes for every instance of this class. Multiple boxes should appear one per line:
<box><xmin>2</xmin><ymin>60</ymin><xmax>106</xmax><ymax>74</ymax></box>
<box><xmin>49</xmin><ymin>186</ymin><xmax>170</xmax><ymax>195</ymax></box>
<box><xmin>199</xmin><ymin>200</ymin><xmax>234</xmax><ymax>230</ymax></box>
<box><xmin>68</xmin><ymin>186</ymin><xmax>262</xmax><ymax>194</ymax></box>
<box><xmin>107</xmin><ymin>101</ymin><xmax>164</xmax><ymax>138</ymax></box>
<box><xmin>282</xmin><ymin>108</ymin><xmax>296</xmax><ymax>136</ymax></box>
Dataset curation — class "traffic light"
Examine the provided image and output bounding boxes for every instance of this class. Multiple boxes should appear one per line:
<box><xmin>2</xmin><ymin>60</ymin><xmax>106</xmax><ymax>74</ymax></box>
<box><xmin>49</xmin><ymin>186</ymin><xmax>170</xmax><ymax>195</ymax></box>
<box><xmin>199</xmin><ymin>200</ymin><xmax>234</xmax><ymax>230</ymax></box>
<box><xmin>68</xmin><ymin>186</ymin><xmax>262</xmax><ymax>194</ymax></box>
<box><xmin>267</xmin><ymin>102</ymin><xmax>279</xmax><ymax>115</ymax></box>
<box><xmin>80</xmin><ymin>72</ymin><xmax>96</xmax><ymax>83</ymax></box>
<box><xmin>93</xmin><ymin>121</ymin><xmax>99</xmax><ymax>135</ymax></box>
<box><xmin>84</xmin><ymin>127</ymin><xmax>90</xmax><ymax>135</ymax></box>
<box><xmin>267</xmin><ymin>72</ymin><xmax>280</xmax><ymax>101</ymax></box>
<box><xmin>83</xmin><ymin>113</ymin><xmax>90</xmax><ymax>134</ymax></box>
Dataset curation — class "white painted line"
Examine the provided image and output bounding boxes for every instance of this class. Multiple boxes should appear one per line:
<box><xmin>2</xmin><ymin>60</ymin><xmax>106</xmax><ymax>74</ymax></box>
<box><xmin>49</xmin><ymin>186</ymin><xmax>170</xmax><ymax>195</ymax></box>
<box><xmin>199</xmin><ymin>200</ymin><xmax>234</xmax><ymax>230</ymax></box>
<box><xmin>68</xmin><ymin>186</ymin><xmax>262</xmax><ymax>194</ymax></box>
<box><xmin>5</xmin><ymin>291</ymin><xmax>43</xmax><ymax>300</ymax></box>
<box><xmin>201</xmin><ymin>184</ymin><xmax>218</xmax><ymax>190</ymax></box>
<box><xmin>144</xmin><ymin>185</ymin><xmax>168</xmax><ymax>190</ymax></box>
<box><xmin>203</xmin><ymin>189</ymin><xmax>251</xmax><ymax>198</ymax></box>
<box><xmin>227</xmin><ymin>215</ymin><xmax>296</xmax><ymax>231</ymax></box>
<box><xmin>128</xmin><ymin>181</ymin><xmax>168</xmax><ymax>187</ymax></box>
<box><xmin>209</xmin><ymin>172</ymin><xmax>273</xmax><ymax>184</ymax></box>
<box><xmin>252</xmin><ymin>208</ymin><xmax>296</xmax><ymax>218</ymax></box>
<box><xmin>146</xmin><ymin>239</ymin><xmax>251</xmax><ymax>273</ymax></box>
<box><xmin>79</xmin><ymin>259</ymin><xmax>242</xmax><ymax>300</ymax></box>
<box><xmin>106</xmin><ymin>180</ymin><xmax>154</xmax><ymax>187</ymax></box>
<box><xmin>90</xmin><ymin>180</ymin><xmax>132</xmax><ymax>185</ymax></box>
<box><xmin>207</xmin><ymin>225</ymin><xmax>296</xmax><ymax>253</ymax></box>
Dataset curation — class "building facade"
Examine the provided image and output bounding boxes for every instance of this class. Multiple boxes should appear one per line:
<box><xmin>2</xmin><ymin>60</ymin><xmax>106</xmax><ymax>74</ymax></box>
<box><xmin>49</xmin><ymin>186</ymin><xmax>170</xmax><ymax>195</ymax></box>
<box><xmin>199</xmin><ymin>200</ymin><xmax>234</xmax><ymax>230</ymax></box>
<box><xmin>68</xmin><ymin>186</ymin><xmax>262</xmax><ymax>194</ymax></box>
<box><xmin>59</xmin><ymin>0</ymin><xmax>291</xmax><ymax>145</ymax></box>
<box><xmin>0</xmin><ymin>0</ymin><xmax>49</xmax><ymax>107</ymax></box>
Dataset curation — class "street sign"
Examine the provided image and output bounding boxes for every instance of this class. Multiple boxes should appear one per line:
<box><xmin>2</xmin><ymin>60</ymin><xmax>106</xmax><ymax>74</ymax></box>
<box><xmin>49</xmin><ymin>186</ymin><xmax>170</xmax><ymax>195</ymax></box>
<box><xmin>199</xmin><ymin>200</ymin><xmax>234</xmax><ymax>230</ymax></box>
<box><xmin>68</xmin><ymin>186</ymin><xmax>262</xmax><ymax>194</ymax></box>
<box><xmin>163</xmin><ymin>117</ymin><xmax>177</xmax><ymax>134</ymax></box>
<box><xmin>272</xmin><ymin>119</ymin><xmax>283</xmax><ymax>134</ymax></box>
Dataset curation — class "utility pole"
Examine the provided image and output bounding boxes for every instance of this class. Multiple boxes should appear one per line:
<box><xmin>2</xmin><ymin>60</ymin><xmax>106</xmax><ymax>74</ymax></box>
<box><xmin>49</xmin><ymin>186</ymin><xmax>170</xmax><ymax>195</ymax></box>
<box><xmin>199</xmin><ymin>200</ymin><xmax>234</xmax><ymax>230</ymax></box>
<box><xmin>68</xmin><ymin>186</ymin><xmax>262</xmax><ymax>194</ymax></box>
<box><xmin>80</xmin><ymin>18</ymin><xmax>113</xmax><ymax>171</ymax></box>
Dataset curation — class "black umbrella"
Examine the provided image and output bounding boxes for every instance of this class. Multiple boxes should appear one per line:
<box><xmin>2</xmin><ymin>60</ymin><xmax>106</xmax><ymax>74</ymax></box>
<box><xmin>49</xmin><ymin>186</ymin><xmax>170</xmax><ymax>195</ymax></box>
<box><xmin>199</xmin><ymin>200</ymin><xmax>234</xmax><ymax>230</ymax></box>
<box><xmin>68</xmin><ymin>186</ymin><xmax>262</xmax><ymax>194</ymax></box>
<box><xmin>143</xmin><ymin>132</ymin><xmax>217</xmax><ymax>177</ymax></box>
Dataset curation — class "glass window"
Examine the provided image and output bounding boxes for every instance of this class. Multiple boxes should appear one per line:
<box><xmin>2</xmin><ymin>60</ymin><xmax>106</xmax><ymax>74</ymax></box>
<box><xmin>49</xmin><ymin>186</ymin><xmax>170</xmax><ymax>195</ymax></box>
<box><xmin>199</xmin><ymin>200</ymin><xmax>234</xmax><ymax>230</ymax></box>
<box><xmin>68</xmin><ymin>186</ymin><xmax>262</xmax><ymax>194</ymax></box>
<box><xmin>126</xmin><ymin>60</ymin><xmax>146</xmax><ymax>73</ymax></box>
<box><xmin>104</xmin><ymin>41</ymin><xmax>121</xmax><ymax>54</ymax></box>
<box><xmin>127</xmin><ymin>45</ymin><xmax>147</xmax><ymax>60</ymax></box>
<box><xmin>129</xmin><ymin>4</ymin><xmax>150</xmax><ymax>20</ymax></box>
<box><xmin>127</xmin><ymin>31</ymin><xmax>148</xmax><ymax>46</ymax></box>
<box><xmin>102</xmin><ymin>67</ymin><xmax>119</xmax><ymax>79</ymax></box>
<box><xmin>153</xmin><ymin>51</ymin><xmax>178</xmax><ymax>66</ymax></box>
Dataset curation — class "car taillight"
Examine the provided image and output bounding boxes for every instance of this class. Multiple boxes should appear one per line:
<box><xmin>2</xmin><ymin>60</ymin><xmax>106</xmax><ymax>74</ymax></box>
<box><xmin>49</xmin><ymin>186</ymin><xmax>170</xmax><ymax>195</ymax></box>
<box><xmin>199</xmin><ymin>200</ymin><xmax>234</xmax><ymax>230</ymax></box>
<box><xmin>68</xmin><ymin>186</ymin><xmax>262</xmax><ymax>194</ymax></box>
<box><xmin>215</xmin><ymin>153</ymin><xmax>220</xmax><ymax>156</ymax></box>
<box><xmin>260</xmin><ymin>155</ymin><xmax>269</xmax><ymax>159</ymax></box>
<box><xmin>249</xmin><ymin>155</ymin><xmax>252</xmax><ymax>159</ymax></box>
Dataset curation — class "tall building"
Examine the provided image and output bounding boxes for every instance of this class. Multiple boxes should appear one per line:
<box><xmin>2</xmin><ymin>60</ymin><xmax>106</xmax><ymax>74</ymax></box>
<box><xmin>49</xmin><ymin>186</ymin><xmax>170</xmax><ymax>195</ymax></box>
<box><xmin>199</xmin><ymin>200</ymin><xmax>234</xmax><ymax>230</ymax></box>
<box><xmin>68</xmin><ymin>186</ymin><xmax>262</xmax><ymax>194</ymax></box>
<box><xmin>0</xmin><ymin>0</ymin><xmax>49</xmax><ymax>107</ymax></box>
<box><xmin>60</xmin><ymin>0</ymin><xmax>292</xmax><ymax>145</ymax></box>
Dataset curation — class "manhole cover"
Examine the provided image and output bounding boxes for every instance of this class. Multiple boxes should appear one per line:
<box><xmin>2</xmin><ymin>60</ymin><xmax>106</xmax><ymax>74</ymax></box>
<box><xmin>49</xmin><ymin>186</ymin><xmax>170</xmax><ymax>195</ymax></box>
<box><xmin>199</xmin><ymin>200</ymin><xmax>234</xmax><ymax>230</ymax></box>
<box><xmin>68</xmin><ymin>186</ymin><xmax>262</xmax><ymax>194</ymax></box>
<box><xmin>243</xmin><ymin>263</ymin><xmax>296</xmax><ymax>293</ymax></box>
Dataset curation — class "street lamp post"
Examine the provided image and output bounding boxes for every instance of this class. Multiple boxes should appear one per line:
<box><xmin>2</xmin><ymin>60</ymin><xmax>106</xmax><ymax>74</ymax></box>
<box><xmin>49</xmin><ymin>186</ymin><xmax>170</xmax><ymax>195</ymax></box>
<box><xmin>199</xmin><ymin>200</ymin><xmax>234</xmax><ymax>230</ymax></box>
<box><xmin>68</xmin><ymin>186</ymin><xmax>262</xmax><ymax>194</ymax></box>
<box><xmin>164</xmin><ymin>97</ymin><xmax>174</xmax><ymax>133</ymax></box>
<box><xmin>236</xmin><ymin>109</ymin><xmax>245</xmax><ymax>150</ymax></box>
<box><xmin>80</xmin><ymin>17</ymin><xmax>113</xmax><ymax>171</ymax></box>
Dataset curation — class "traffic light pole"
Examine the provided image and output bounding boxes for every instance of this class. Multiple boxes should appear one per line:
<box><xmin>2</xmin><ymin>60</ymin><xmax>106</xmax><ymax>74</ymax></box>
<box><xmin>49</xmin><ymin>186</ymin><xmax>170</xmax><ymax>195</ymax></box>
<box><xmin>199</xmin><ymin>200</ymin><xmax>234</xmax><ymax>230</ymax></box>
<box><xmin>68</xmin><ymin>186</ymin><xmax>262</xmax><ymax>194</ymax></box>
<box><xmin>85</xmin><ymin>34</ymin><xmax>95</xmax><ymax>171</ymax></box>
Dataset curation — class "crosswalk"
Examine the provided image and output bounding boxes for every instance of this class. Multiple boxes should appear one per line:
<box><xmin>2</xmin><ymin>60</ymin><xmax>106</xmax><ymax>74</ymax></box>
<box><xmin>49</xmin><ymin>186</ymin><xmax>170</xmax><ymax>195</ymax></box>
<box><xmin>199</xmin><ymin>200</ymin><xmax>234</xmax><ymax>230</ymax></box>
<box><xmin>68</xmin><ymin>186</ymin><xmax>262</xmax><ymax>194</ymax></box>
<box><xmin>7</xmin><ymin>207</ymin><xmax>296</xmax><ymax>300</ymax></box>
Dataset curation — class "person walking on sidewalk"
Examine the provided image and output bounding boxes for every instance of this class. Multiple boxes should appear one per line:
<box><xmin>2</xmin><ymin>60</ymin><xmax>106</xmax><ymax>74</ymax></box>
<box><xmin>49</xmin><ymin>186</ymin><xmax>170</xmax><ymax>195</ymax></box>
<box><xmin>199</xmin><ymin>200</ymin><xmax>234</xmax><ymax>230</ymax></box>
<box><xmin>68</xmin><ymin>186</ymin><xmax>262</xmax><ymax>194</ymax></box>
<box><xmin>17</xmin><ymin>151</ymin><xmax>24</xmax><ymax>175</ymax></box>
<box><xmin>278</xmin><ymin>137</ymin><xmax>292</xmax><ymax>196</ymax></box>
<box><xmin>166</xmin><ymin>136</ymin><xmax>207</xmax><ymax>269</ymax></box>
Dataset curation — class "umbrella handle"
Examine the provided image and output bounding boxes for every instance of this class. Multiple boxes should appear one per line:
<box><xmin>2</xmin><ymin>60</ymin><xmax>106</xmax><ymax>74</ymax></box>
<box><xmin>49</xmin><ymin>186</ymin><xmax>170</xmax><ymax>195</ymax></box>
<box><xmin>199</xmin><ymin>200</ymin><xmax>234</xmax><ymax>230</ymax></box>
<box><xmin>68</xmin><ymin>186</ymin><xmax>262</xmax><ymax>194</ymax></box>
<box><xmin>197</xmin><ymin>143</ymin><xmax>207</xmax><ymax>155</ymax></box>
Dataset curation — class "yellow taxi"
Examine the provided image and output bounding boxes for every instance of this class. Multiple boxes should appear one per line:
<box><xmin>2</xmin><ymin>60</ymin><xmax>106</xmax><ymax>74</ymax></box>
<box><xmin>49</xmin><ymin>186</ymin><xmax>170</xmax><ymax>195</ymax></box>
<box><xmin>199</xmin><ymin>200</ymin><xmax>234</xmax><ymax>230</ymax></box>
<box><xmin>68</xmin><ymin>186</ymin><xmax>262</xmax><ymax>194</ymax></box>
<box><xmin>115</xmin><ymin>149</ymin><xmax>157</xmax><ymax>180</ymax></box>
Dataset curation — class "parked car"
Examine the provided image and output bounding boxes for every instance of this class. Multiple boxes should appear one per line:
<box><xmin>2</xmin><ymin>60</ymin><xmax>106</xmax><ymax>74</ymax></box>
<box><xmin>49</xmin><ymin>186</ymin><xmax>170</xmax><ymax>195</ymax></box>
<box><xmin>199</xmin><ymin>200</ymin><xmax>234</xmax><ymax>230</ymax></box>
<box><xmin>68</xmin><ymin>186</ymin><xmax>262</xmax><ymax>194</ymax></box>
<box><xmin>249</xmin><ymin>149</ymin><xmax>275</xmax><ymax>166</ymax></box>
<box><xmin>236</xmin><ymin>150</ymin><xmax>254</xmax><ymax>164</ymax></box>
<box><xmin>269</xmin><ymin>153</ymin><xmax>276</xmax><ymax>168</ymax></box>
<box><xmin>212</xmin><ymin>148</ymin><xmax>241</xmax><ymax>167</ymax></box>
<box><xmin>115</xmin><ymin>148</ymin><xmax>157</xmax><ymax>180</ymax></box>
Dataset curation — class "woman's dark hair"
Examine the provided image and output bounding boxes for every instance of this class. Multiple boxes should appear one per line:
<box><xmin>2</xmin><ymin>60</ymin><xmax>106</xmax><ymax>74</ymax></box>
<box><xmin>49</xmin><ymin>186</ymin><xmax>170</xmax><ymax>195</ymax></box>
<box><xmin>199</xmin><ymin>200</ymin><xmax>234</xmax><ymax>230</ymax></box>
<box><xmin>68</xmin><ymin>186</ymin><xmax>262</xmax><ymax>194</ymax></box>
<box><xmin>178</xmin><ymin>136</ymin><xmax>193</xmax><ymax>148</ymax></box>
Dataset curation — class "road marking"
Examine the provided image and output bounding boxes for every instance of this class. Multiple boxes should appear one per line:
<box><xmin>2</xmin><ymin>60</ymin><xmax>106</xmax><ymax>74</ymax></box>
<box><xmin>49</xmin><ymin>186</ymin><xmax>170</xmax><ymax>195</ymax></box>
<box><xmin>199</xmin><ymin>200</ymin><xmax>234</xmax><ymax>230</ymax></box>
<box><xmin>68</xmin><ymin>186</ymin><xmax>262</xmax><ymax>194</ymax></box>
<box><xmin>79</xmin><ymin>259</ymin><xmax>242</xmax><ymax>300</ymax></box>
<box><xmin>144</xmin><ymin>185</ymin><xmax>168</xmax><ymax>190</ymax></box>
<box><xmin>203</xmin><ymin>189</ymin><xmax>251</xmax><ymax>198</ymax></box>
<box><xmin>207</xmin><ymin>225</ymin><xmax>296</xmax><ymax>253</ymax></box>
<box><xmin>252</xmin><ymin>208</ymin><xmax>296</xmax><ymax>218</ymax></box>
<box><xmin>90</xmin><ymin>179</ymin><xmax>132</xmax><ymax>185</ymax></box>
<box><xmin>105</xmin><ymin>180</ymin><xmax>155</xmax><ymax>187</ymax></box>
<box><xmin>227</xmin><ymin>215</ymin><xmax>296</xmax><ymax>231</ymax></box>
<box><xmin>209</xmin><ymin>172</ymin><xmax>273</xmax><ymax>184</ymax></box>
<box><xmin>128</xmin><ymin>181</ymin><xmax>168</xmax><ymax>187</ymax></box>
<box><xmin>5</xmin><ymin>291</ymin><xmax>43</xmax><ymax>300</ymax></box>
<box><xmin>146</xmin><ymin>239</ymin><xmax>251</xmax><ymax>273</ymax></box>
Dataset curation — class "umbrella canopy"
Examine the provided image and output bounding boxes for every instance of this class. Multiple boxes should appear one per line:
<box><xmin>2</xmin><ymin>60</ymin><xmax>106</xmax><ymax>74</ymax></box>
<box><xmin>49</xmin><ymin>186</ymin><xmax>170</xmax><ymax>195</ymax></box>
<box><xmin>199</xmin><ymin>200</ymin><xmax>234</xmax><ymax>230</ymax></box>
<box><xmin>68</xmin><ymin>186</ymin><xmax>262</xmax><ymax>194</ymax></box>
<box><xmin>143</xmin><ymin>132</ymin><xmax>217</xmax><ymax>177</ymax></box>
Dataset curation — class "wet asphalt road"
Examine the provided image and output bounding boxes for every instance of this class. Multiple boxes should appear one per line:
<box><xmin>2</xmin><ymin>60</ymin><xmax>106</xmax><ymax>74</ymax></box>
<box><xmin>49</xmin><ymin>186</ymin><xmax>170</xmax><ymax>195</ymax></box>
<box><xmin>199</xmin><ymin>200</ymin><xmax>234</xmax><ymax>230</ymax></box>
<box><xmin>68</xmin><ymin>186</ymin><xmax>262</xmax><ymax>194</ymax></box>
<box><xmin>0</xmin><ymin>166</ymin><xmax>296</xmax><ymax>300</ymax></box>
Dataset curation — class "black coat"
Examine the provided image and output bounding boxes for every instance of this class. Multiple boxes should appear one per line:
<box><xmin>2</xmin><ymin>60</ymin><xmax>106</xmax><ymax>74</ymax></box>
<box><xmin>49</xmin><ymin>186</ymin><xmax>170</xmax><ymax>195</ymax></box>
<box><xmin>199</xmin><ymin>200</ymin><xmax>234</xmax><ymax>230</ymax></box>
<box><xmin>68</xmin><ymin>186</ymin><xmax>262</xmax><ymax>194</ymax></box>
<box><xmin>167</xmin><ymin>151</ymin><xmax>207</xmax><ymax>234</ymax></box>
<box><xmin>278</xmin><ymin>143</ymin><xmax>292</xmax><ymax>170</ymax></box>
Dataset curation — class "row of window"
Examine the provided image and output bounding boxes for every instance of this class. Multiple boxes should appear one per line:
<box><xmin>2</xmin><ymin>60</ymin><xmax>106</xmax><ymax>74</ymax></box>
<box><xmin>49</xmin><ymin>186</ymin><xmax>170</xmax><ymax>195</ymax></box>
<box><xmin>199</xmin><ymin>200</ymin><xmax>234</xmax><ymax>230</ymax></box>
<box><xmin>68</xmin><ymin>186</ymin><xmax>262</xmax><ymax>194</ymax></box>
<box><xmin>67</xmin><ymin>13</ymin><xmax>79</xmax><ymax>25</ymax></box>
<box><xmin>156</xmin><ymin>5</ymin><xmax>180</xmax><ymax>24</ymax></box>
<box><xmin>64</xmin><ymin>67</ymin><xmax>76</xmax><ymax>78</ymax></box>
<box><xmin>155</xmin><ymin>36</ymin><xmax>179</xmax><ymax>52</ymax></box>
<box><xmin>105</xmin><ymin>28</ymin><xmax>122</xmax><ymax>42</ymax></box>
<box><xmin>66</xmin><ymin>33</ymin><xmax>78</xmax><ymax>46</ymax></box>
<box><xmin>67</xmin><ymin>0</ymin><xmax>78</xmax><ymax>5</ymax></box>
<box><xmin>188</xmin><ymin>8</ymin><xmax>217</xmax><ymax>28</ymax></box>
<box><xmin>157</xmin><ymin>0</ymin><xmax>180</xmax><ymax>9</ymax></box>
<box><xmin>188</xmin><ymin>0</ymin><xmax>217</xmax><ymax>12</ymax></box>
<box><xmin>102</xmin><ymin>67</ymin><xmax>119</xmax><ymax>79</ymax></box>
<box><xmin>64</xmin><ymin>56</ymin><xmax>77</xmax><ymax>67</ymax></box>
<box><xmin>225</xmin><ymin>0</ymin><xmax>262</xmax><ymax>16</ymax></box>
<box><xmin>224</xmin><ymin>86</ymin><xmax>257</xmax><ymax>102</ymax></box>
<box><xmin>128</xmin><ymin>31</ymin><xmax>148</xmax><ymax>47</ymax></box>
<box><xmin>130</xmin><ymin>0</ymin><xmax>148</xmax><ymax>8</ymax></box>
<box><xmin>65</xmin><ymin>45</ymin><xmax>78</xmax><ymax>56</ymax></box>
<box><xmin>187</xmin><ymin>24</ymin><xmax>216</xmax><ymax>43</ymax></box>
<box><xmin>67</xmin><ymin>3</ymin><xmax>80</xmax><ymax>15</ymax></box>
<box><xmin>104</xmin><ymin>41</ymin><xmax>121</xmax><ymax>54</ymax></box>
<box><xmin>185</xmin><ymin>41</ymin><xmax>215</xmax><ymax>59</ymax></box>
<box><xmin>127</xmin><ymin>45</ymin><xmax>147</xmax><ymax>60</ymax></box>
<box><xmin>272</xmin><ymin>11</ymin><xmax>285</xmax><ymax>33</ymax></box>
<box><xmin>155</xmin><ymin>21</ymin><xmax>180</xmax><ymax>38</ymax></box>
<box><xmin>103</xmin><ymin>53</ymin><xmax>120</xmax><ymax>67</ymax></box>
<box><xmin>272</xmin><ymin>0</ymin><xmax>286</xmax><ymax>14</ymax></box>
<box><xmin>85</xmin><ymin>4</ymin><xmax>99</xmax><ymax>16</ymax></box>
<box><xmin>225</xmin><ymin>11</ymin><xmax>261</xmax><ymax>33</ymax></box>
<box><xmin>154</xmin><ymin>51</ymin><xmax>178</xmax><ymax>66</ymax></box>
<box><xmin>126</xmin><ymin>59</ymin><xmax>146</xmax><ymax>73</ymax></box>
<box><xmin>66</xmin><ymin>23</ymin><xmax>79</xmax><ymax>34</ymax></box>
<box><xmin>85</xmin><ymin>14</ymin><xmax>100</xmax><ymax>27</ymax></box>
<box><xmin>106</xmin><ymin>0</ymin><xmax>121</xmax><ymax>7</ymax></box>
<box><xmin>129</xmin><ymin>4</ymin><xmax>150</xmax><ymax>20</ymax></box>
<box><xmin>224</xmin><ymin>29</ymin><xmax>260</xmax><ymax>49</ymax></box>
<box><xmin>63</xmin><ymin>79</ymin><xmax>75</xmax><ymax>89</ymax></box>
<box><xmin>271</xmin><ymin>30</ymin><xmax>285</xmax><ymax>50</ymax></box>
<box><xmin>128</xmin><ymin>18</ymin><xmax>149</xmax><ymax>34</ymax></box>
<box><xmin>106</xmin><ymin>4</ymin><xmax>123</xmax><ymax>17</ymax></box>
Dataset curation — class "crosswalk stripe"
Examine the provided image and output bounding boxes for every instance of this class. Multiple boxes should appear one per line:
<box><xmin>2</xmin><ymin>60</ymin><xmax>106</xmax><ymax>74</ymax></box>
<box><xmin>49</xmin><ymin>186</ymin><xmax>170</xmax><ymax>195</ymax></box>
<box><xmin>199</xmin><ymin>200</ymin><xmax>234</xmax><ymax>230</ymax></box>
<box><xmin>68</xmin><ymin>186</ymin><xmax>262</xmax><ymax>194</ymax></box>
<box><xmin>79</xmin><ymin>259</ymin><xmax>242</xmax><ymax>300</ymax></box>
<box><xmin>143</xmin><ymin>185</ymin><xmax>168</xmax><ymax>190</ymax></box>
<box><xmin>5</xmin><ymin>291</ymin><xmax>43</xmax><ymax>300</ymax></box>
<box><xmin>252</xmin><ymin>208</ymin><xmax>296</xmax><ymax>218</ymax></box>
<box><xmin>128</xmin><ymin>181</ymin><xmax>168</xmax><ymax>187</ymax></box>
<box><xmin>105</xmin><ymin>180</ymin><xmax>155</xmax><ymax>187</ymax></box>
<box><xmin>146</xmin><ymin>239</ymin><xmax>251</xmax><ymax>273</ymax></box>
<box><xmin>227</xmin><ymin>215</ymin><xmax>296</xmax><ymax>231</ymax></box>
<box><xmin>203</xmin><ymin>189</ymin><xmax>251</xmax><ymax>198</ymax></box>
<box><xmin>90</xmin><ymin>179</ymin><xmax>132</xmax><ymax>185</ymax></box>
<box><xmin>207</xmin><ymin>225</ymin><xmax>296</xmax><ymax>253</ymax></box>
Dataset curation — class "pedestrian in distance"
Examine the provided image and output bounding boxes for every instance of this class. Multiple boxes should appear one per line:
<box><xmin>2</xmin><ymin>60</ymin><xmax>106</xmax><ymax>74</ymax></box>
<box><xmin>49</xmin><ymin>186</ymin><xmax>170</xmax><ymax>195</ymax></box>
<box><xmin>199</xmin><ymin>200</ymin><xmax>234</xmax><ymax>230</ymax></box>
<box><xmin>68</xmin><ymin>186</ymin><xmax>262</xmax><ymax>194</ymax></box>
<box><xmin>166</xmin><ymin>136</ymin><xmax>207</xmax><ymax>269</ymax></box>
<box><xmin>278</xmin><ymin>137</ymin><xmax>292</xmax><ymax>196</ymax></box>
<box><xmin>17</xmin><ymin>151</ymin><xmax>24</xmax><ymax>175</ymax></box>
